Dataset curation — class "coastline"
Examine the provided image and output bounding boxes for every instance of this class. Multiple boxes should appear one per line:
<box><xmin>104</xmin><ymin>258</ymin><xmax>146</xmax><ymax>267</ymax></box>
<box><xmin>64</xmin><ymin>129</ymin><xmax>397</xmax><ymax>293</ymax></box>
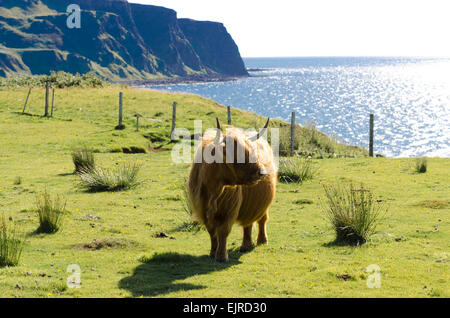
<box><xmin>120</xmin><ymin>73</ymin><xmax>249</xmax><ymax>87</ymax></box>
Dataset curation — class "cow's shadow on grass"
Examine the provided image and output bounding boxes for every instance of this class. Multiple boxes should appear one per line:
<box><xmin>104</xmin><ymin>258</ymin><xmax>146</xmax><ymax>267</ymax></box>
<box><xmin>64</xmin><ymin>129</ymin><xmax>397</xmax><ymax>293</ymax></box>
<box><xmin>119</xmin><ymin>251</ymin><xmax>242</xmax><ymax>297</ymax></box>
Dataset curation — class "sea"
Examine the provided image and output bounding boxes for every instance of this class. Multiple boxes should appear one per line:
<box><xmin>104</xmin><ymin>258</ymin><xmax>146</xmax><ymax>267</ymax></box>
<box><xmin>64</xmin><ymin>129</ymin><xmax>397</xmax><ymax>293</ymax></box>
<box><xmin>146</xmin><ymin>57</ymin><xmax>450</xmax><ymax>158</ymax></box>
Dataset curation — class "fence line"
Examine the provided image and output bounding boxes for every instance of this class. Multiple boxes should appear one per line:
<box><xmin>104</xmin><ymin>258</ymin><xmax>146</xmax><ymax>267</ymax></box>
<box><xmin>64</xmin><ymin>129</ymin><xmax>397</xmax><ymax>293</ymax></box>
<box><xmin>290</xmin><ymin>112</ymin><xmax>295</xmax><ymax>157</ymax></box>
<box><xmin>44</xmin><ymin>83</ymin><xmax>49</xmax><ymax>117</ymax></box>
<box><xmin>369</xmin><ymin>114</ymin><xmax>374</xmax><ymax>157</ymax></box>
<box><xmin>171</xmin><ymin>101</ymin><xmax>177</xmax><ymax>140</ymax></box>
<box><xmin>22</xmin><ymin>88</ymin><xmax>31</xmax><ymax>113</ymax></box>
<box><xmin>50</xmin><ymin>88</ymin><xmax>55</xmax><ymax>117</ymax></box>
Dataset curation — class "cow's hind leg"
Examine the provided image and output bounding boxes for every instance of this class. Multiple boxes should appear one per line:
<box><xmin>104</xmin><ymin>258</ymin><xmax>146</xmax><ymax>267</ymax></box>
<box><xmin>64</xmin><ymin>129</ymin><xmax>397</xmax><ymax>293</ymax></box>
<box><xmin>215</xmin><ymin>223</ymin><xmax>233</xmax><ymax>262</ymax></box>
<box><xmin>257</xmin><ymin>213</ymin><xmax>269</xmax><ymax>245</ymax></box>
<box><xmin>240</xmin><ymin>225</ymin><xmax>254</xmax><ymax>252</ymax></box>
<box><xmin>206</xmin><ymin>225</ymin><xmax>218</xmax><ymax>258</ymax></box>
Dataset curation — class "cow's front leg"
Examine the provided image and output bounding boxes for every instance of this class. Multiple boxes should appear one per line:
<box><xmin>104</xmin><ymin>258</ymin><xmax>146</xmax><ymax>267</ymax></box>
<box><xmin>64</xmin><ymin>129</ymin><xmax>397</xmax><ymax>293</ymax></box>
<box><xmin>215</xmin><ymin>223</ymin><xmax>233</xmax><ymax>262</ymax></box>
<box><xmin>206</xmin><ymin>225</ymin><xmax>218</xmax><ymax>258</ymax></box>
<box><xmin>257</xmin><ymin>213</ymin><xmax>269</xmax><ymax>245</ymax></box>
<box><xmin>239</xmin><ymin>225</ymin><xmax>254</xmax><ymax>252</ymax></box>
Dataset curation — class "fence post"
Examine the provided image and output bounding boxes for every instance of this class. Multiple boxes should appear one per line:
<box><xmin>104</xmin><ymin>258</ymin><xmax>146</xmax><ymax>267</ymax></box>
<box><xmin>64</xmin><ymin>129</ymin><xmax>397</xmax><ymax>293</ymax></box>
<box><xmin>115</xmin><ymin>92</ymin><xmax>125</xmax><ymax>130</ymax></box>
<box><xmin>134</xmin><ymin>114</ymin><xmax>142</xmax><ymax>131</ymax></box>
<box><xmin>22</xmin><ymin>87</ymin><xmax>31</xmax><ymax>113</ymax></box>
<box><xmin>171</xmin><ymin>101</ymin><xmax>177</xmax><ymax>140</ymax></box>
<box><xmin>369</xmin><ymin>114</ymin><xmax>374</xmax><ymax>157</ymax></box>
<box><xmin>44</xmin><ymin>83</ymin><xmax>49</xmax><ymax>117</ymax></box>
<box><xmin>227</xmin><ymin>106</ymin><xmax>232</xmax><ymax>125</ymax></box>
<box><xmin>290</xmin><ymin>111</ymin><xmax>295</xmax><ymax>157</ymax></box>
<box><xmin>50</xmin><ymin>88</ymin><xmax>55</xmax><ymax>117</ymax></box>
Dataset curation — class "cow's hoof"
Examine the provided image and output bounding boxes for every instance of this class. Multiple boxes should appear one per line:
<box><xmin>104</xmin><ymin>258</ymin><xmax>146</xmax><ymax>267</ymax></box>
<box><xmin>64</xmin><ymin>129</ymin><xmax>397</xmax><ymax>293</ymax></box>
<box><xmin>215</xmin><ymin>257</ymin><xmax>229</xmax><ymax>263</ymax></box>
<box><xmin>239</xmin><ymin>244</ymin><xmax>255</xmax><ymax>253</ymax></box>
<box><xmin>215</xmin><ymin>254</ymin><xmax>229</xmax><ymax>262</ymax></box>
<box><xmin>257</xmin><ymin>238</ymin><xmax>268</xmax><ymax>245</ymax></box>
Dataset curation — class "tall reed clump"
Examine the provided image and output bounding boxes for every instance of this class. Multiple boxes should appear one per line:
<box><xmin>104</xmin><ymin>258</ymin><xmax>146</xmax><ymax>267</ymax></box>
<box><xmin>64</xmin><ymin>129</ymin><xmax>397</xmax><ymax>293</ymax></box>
<box><xmin>0</xmin><ymin>215</ymin><xmax>25</xmax><ymax>267</ymax></box>
<box><xmin>36</xmin><ymin>191</ymin><xmax>67</xmax><ymax>234</ymax></box>
<box><xmin>72</xmin><ymin>146</ymin><xmax>96</xmax><ymax>174</ymax></box>
<box><xmin>179</xmin><ymin>180</ymin><xmax>201</xmax><ymax>232</ymax></box>
<box><xmin>78</xmin><ymin>162</ymin><xmax>141</xmax><ymax>192</ymax></box>
<box><xmin>321</xmin><ymin>183</ymin><xmax>385</xmax><ymax>245</ymax></box>
<box><xmin>278</xmin><ymin>157</ymin><xmax>315</xmax><ymax>183</ymax></box>
<box><xmin>414</xmin><ymin>157</ymin><xmax>428</xmax><ymax>174</ymax></box>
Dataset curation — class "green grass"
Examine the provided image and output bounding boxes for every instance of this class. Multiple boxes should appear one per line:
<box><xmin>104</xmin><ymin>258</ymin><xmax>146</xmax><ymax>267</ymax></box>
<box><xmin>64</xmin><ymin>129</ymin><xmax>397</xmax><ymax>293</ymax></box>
<box><xmin>0</xmin><ymin>87</ymin><xmax>448</xmax><ymax>298</ymax></box>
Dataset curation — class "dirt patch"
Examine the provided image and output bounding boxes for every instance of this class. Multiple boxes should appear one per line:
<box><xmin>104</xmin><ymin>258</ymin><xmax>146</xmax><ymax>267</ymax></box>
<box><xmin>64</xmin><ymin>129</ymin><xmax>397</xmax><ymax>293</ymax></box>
<box><xmin>336</xmin><ymin>274</ymin><xmax>353</xmax><ymax>281</ymax></box>
<box><xmin>153</xmin><ymin>232</ymin><xmax>176</xmax><ymax>239</ymax></box>
<box><xmin>421</xmin><ymin>200</ymin><xmax>448</xmax><ymax>209</ymax></box>
<box><xmin>73</xmin><ymin>238</ymin><xmax>135</xmax><ymax>250</ymax></box>
<box><xmin>143</xmin><ymin>132</ymin><xmax>168</xmax><ymax>143</ymax></box>
<box><xmin>122</xmin><ymin>146</ymin><xmax>146</xmax><ymax>154</ymax></box>
<box><xmin>148</xmin><ymin>145</ymin><xmax>169</xmax><ymax>153</ymax></box>
<box><xmin>293</xmin><ymin>199</ymin><xmax>314</xmax><ymax>205</ymax></box>
<box><xmin>77</xmin><ymin>214</ymin><xmax>102</xmax><ymax>221</ymax></box>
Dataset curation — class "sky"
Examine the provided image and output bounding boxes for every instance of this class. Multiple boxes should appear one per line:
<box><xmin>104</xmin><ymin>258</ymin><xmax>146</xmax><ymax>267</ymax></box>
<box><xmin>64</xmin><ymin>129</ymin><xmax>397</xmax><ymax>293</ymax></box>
<box><xmin>130</xmin><ymin>0</ymin><xmax>450</xmax><ymax>58</ymax></box>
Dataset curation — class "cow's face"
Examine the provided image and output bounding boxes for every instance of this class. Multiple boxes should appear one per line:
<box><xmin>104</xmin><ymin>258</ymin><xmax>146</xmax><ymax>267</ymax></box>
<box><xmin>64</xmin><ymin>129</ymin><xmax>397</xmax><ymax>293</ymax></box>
<box><xmin>208</xmin><ymin>118</ymin><xmax>271</xmax><ymax>187</ymax></box>
<box><xmin>222</xmin><ymin>135</ymin><xmax>266</xmax><ymax>186</ymax></box>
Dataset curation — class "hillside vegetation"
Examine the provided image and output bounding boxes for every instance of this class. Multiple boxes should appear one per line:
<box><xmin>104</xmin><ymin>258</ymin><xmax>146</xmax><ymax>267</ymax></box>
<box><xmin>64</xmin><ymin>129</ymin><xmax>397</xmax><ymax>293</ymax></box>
<box><xmin>0</xmin><ymin>0</ymin><xmax>248</xmax><ymax>80</ymax></box>
<box><xmin>0</xmin><ymin>71</ymin><xmax>110</xmax><ymax>88</ymax></box>
<box><xmin>0</xmin><ymin>87</ymin><xmax>448</xmax><ymax>298</ymax></box>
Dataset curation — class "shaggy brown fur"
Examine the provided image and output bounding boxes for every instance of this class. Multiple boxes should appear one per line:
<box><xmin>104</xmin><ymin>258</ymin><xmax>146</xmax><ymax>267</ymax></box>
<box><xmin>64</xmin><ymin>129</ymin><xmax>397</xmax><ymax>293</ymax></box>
<box><xmin>187</xmin><ymin>126</ymin><xmax>277</xmax><ymax>262</ymax></box>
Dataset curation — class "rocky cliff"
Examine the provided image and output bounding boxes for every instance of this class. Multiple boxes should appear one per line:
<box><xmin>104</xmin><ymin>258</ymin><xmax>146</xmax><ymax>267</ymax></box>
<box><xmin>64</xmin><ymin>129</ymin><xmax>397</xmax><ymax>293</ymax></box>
<box><xmin>0</xmin><ymin>0</ymin><xmax>248</xmax><ymax>81</ymax></box>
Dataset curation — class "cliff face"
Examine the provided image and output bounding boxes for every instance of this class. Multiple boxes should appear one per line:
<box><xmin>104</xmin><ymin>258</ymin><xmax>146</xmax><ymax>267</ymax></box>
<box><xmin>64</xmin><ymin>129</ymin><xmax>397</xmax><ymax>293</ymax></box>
<box><xmin>179</xmin><ymin>19</ymin><xmax>248</xmax><ymax>76</ymax></box>
<box><xmin>0</xmin><ymin>0</ymin><xmax>248</xmax><ymax>80</ymax></box>
<box><xmin>129</xmin><ymin>4</ymin><xmax>205</xmax><ymax>76</ymax></box>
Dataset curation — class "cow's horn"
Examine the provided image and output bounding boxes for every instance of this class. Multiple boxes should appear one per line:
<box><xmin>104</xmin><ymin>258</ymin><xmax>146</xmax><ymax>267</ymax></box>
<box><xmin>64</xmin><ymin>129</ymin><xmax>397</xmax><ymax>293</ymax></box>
<box><xmin>216</xmin><ymin>117</ymin><xmax>222</xmax><ymax>131</ymax></box>
<box><xmin>248</xmin><ymin>118</ymin><xmax>270</xmax><ymax>141</ymax></box>
<box><xmin>214</xmin><ymin>117</ymin><xmax>223</xmax><ymax>144</ymax></box>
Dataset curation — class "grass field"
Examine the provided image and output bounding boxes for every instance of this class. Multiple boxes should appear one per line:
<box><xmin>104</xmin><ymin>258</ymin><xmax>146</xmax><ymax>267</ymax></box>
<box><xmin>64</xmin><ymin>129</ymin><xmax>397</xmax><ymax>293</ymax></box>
<box><xmin>0</xmin><ymin>87</ymin><xmax>448</xmax><ymax>298</ymax></box>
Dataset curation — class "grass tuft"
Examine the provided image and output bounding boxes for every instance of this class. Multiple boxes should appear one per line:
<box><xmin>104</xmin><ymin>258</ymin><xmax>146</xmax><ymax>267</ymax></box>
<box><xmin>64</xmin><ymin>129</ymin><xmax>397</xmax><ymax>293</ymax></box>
<box><xmin>72</xmin><ymin>146</ymin><xmax>96</xmax><ymax>174</ymax></box>
<box><xmin>179</xmin><ymin>180</ymin><xmax>201</xmax><ymax>233</ymax></box>
<box><xmin>414</xmin><ymin>157</ymin><xmax>428</xmax><ymax>173</ymax></box>
<box><xmin>13</xmin><ymin>176</ymin><xmax>22</xmax><ymax>185</ymax></box>
<box><xmin>78</xmin><ymin>162</ymin><xmax>141</xmax><ymax>192</ymax></box>
<box><xmin>35</xmin><ymin>191</ymin><xmax>67</xmax><ymax>234</ymax></box>
<box><xmin>0</xmin><ymin>215</ymin><xmax>24</xmax><ymax>267</ymax></box>
<box><xmin>321</xmin><ymin>183</ymin><xmax>385</xmax><ymax>245</ymax></box>
<box><xmin>278</xmin><ymin>157</ymin><xmax>315</xmax><ymax>183</ymax></box>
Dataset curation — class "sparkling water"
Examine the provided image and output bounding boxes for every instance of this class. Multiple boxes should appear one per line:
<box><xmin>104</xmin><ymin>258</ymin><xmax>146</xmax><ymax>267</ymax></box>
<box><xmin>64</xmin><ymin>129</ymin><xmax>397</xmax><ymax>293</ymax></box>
<box><xmin>146</xmin><ymin>57</ymin><xmax>450</xmax><ymax>158</ymax></box>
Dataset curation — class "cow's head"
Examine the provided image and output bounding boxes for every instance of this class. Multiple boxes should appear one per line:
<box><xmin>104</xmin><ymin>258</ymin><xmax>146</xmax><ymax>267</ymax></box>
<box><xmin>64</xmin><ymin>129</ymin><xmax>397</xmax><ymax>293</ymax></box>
<box><xmin>213</xmin><ymin>118</ymin><xmax>270</xmax><ymax>186</ymax></box>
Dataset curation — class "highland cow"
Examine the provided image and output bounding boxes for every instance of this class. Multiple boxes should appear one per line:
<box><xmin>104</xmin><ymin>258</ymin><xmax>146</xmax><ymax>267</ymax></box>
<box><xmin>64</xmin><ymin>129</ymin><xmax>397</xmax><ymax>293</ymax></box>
<box><xmin>187</xmin><ymin>118</ymin><xmax>277</xmax><ymax>262</ymax></box>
